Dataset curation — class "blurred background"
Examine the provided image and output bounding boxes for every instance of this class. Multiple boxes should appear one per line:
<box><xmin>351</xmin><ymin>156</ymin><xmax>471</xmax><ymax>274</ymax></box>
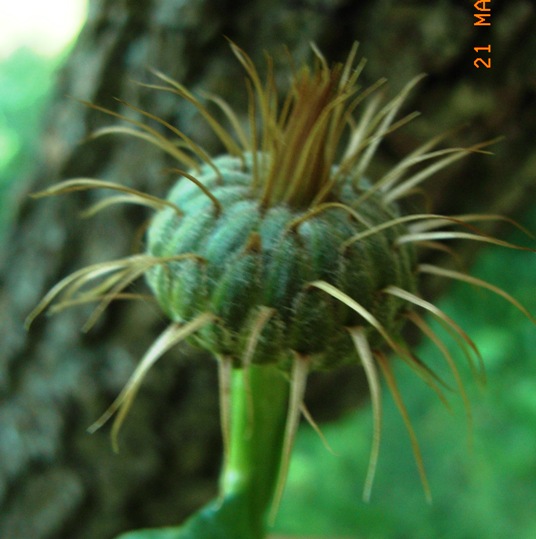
<box><xmin>0</xmin><ymin>0</ymin><xmax>87</xmax><ymax>242</ymax></box>
<box><xmin>1</xmin><ymin>1</ymin><xmax>535</xmax><ymax>538</ymax></box>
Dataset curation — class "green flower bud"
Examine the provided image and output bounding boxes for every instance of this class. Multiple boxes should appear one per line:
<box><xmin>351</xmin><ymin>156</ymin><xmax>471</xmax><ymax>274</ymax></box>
<box><xmin>26</xmin><ymin>41</ymin><xmax>534</xmax><ymax>511</ymax></box>
<box><xmin>145</xmin><ymin>153</ymin><xmax>417</xmax><ymax>370</ymax></box>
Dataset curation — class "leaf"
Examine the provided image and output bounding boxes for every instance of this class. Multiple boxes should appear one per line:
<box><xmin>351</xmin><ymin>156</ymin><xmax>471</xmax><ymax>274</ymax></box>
<box><xmin>115</xmin><ymin>495</ymin><xmax>265</xmax><ymax>539</ymax></box>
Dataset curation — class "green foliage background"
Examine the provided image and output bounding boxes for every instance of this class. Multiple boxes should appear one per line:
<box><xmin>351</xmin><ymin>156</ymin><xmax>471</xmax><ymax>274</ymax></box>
<box><xmin>2</xmin><ymin>39</ymin><xmax>535</xmax><ymax>539</ymax></box>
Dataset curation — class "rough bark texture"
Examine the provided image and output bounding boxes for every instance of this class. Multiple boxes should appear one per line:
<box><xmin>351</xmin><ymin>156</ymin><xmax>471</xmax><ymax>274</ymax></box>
<box><xmin>0</xmin><ymin>1</ymin><xmax>534</xmax><ymax>538</ymax></box>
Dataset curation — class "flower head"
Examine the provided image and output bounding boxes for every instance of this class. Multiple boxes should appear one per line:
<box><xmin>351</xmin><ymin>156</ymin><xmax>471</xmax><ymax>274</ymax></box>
<box><xmin>27</xmin><ymin>42</ymin><xmax>534</xmax><ymax>507</ymax></box>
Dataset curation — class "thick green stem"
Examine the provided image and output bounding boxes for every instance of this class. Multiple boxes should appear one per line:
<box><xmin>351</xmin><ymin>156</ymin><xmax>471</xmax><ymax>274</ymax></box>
<box><xmin>220</xmin><ymin>364</ymin><xmax>290</xmax><ymax>537</ymax></box>
<box><xmin>115</xmin><ymin>364</ymin><xmax>290</xmax><ymax>539</ymax></box>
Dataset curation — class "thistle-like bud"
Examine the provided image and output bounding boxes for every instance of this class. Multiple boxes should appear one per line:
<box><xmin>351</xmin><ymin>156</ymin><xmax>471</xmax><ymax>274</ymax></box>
<box><xmin>26</xmin><ymin>42</ymin><xmax>534</xmax><ymax>515</ymax></box>
<box><xmin>146</xmin><ymin>151</ymin><xmax>417</xmax><ymax>370</ymax></box>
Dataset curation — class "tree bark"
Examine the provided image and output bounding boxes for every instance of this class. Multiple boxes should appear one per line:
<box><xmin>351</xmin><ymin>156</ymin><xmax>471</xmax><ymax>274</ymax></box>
<box><xmin>1</xmin><ymin>1</ymin><xmax>534</xmax><ymax>538</ymax></box>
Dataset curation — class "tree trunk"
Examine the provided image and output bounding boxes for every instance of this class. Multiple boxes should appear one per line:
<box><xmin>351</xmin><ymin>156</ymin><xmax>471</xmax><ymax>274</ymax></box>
<box><xmin>1</xmin><ymin>1</ymin><xmax>534</xmax><ymax>538</ymax></box>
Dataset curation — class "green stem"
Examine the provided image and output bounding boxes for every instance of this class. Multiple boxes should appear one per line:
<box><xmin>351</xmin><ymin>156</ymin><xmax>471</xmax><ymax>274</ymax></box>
<box><xmin>115</xmin><ymin>363</ymin><xmax>290</xmax><ymax>539</ymax></box>
<box><xmin>220</xmin><ymin>364</ymin><xmax>290</xmax><ymax>536</ymax></box>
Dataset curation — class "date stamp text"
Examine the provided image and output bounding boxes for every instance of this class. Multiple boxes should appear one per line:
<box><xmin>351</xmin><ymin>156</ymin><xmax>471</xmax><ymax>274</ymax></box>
<box><xmin>473</xmin><ymin>0</ymin><xmax>491</xmax><ymax>69</ymax></box>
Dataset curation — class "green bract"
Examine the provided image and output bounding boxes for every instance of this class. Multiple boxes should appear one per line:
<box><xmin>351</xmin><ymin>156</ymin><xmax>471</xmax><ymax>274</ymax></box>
<box><xmin>146</xmin><ymin>153</ymin><xmax>416</xmax><ymax>370</ymax></box>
